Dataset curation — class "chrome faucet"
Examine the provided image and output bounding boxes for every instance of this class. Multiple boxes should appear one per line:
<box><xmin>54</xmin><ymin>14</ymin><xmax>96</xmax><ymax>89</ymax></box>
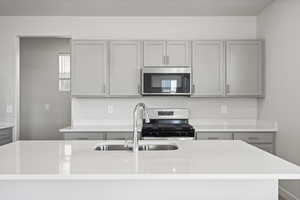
<box><xmin>132</xmin><ymin>103</ymin><xmax>150</xmax><ymax>152</ymax></box>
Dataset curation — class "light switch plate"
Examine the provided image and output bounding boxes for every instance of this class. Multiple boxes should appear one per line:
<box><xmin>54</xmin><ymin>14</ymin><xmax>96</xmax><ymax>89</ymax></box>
<box><xmin>107</xmin><ymin>105</ymin><xmax>114</xmax><ymax>114</ymax></box>
<box><xmin>220</xmin><ymin>105</ymin><xmax>228</xmax><ymax>114</ymax></box>
<box><xmin>6</xmin><ymin>105</ymin><xmax>13</xmax><ymax>113</ymax></box>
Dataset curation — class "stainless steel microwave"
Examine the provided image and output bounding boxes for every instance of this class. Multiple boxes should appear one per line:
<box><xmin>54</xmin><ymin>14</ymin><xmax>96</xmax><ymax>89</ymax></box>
<box><xmin>142</xmin><ymin>67</ymin><xmax>192</xmax><ymax>96</ymax></box>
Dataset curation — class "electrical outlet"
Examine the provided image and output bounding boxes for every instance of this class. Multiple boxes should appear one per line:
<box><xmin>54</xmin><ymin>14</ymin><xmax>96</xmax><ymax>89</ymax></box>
<box><xmin>45</xmin><ymin>104</ymin><xmax>50</xmax><ymax>111</ymax></box>
<box><xmin>6</xmin><ymin>105</ymin><xmax>13</xmax><ymax>113</ymax></box>
<box><xmin>220</xmin><ymin>105</ymin><xmax>228</xmax><ymax>114</ymax></box>
<box><xmin>107</xmin><ymin>105</ymin><xmax>114</xmax><ymax>114</ymax></box>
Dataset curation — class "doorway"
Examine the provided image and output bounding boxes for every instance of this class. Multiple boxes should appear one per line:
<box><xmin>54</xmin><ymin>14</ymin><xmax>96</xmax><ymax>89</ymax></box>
<box><xmin>20</xmin><ymin>37</ymin><xmax>71</xmax><ymax>140</ymax></box>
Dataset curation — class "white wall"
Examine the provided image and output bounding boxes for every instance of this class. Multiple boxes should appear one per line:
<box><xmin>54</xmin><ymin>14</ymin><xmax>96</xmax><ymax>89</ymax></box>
<box><xmin>72</xmin><ymin>98</ymin><xmax>258</xmax><ymax>125</ymax></box>
<box><xmin>257</xmin><ymin>0</ymin><xmax>300</xmax><ymax>199</ymax></box>
<box><xmin>0</xmin><ymin>16</ymin><xmax>258</xmax><ymax>136</ymax></box>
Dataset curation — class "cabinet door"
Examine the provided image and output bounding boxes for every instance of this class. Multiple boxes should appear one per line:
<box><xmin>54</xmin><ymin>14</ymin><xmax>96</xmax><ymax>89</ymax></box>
<box><xmin>143</xmin><ymin>41</ymin><xmax>165</xmax><ymax>66</ymax></box>
<box><xmin>63</xmin><ymin>132</ymin><xmax>105</xmax><ymax>140</ymax></box>
<box><xmin>226</xmin><ymin>40</ymin><xmax>263</xmax><ymax>97</ymax></box>
<box><xmin>166</xmin><ymin>41</ymin><xmax>191</xmax><ymax>66</ymax></box>
<box><xmin>109</xmin><ymin>41</ymin><xmax>141</xmax><ymax>97</ymax></box>
<box><xmin>106</xmin><ymin>132</ymin><xmax>133</xmax><ymax>140</ymax></box>
<box><xmin>196</xmin><ymin>132</ymin><xmax>233</xmax><ymax>140</ymax></box>
<box><xmin>233</xmin><ymin>132</ymin><xmax>274</xmax><ymax>144</ymax></box>
<box><xmin>192</xmin><ymin>41</ymin><xmax>225</xmax><ymax>97</ymax></box>
<box><xmin>72</xmin><ymin>40</ymin><xmax>107</xmax><ymax>96</ymax></box>
<box><xmin>252</xmin><ymin>144</ymin><xmax>274</xmax><ymax>154</ymax></box>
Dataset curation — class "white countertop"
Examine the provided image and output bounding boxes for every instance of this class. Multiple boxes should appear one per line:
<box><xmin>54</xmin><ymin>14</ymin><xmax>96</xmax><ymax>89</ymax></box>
<box><xmin>0</xmin><ymin>123</ymin><xmax>14</xmax><ymax>130</ymax></box>
<box><xmin>60</xmin><ymin>125</ymin><xmax>133</xmax><ymax>133</ymax></box>
<box><xmin>0</xmin><ymin>140</ymin><xmax>299</xmax><ymax>180</ymax></box>
<box><xmin>60</xmin><ymin>120</ymin><xmax>278</xmax><ymax>133</ymax></box>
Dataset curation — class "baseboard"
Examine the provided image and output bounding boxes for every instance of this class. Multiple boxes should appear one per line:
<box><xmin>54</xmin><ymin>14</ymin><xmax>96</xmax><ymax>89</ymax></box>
<box><xmin>279</xmin><ymin>186</ymin><xmax>299</xmax><ymax>200</ymax></box>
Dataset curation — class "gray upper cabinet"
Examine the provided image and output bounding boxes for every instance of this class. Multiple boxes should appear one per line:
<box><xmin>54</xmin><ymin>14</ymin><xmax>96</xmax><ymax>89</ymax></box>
<box><xmin>143</xmin><ymin>41</ymin><xmax>165</xmax><ymax>66</ymax></box>
<box><xmin>70</xmin><ymin>39</ymin><xmax>263</xmax><ymax>98</ymax></box>
<box><xmin>143</xmin><ymin>40</ymin><xmax>191</xmax><ymax>67</ymax></box>
<box><xmin>192</xmin><ymin>41</ymin><xmax>225</xmax><ymax>97</ymax></box>
<box><xmin>166</xmin><ymin>41</ymin><xmax>191</xmax><ymax>67</ymax></box>
<box><xmin>109</xmin><ymin>41</ymin><xmax>141</xmax><ymax>97</ymax></box>
<box><xmin>226</xmin><ymin>40</ymin><xmax>264</xmax><ymax>97</ymax></box>
<box><xmin>72</xmin><ymin>40</ymin><xmax>108</xmax><ymax>97</ymax></box>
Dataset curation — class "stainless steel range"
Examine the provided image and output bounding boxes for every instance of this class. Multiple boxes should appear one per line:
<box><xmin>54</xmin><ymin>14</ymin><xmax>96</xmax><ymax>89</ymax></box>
<box><xmin>141</xmin><ymin>108</ymin><xmax>195</xmax><ymax>140</ymax></box>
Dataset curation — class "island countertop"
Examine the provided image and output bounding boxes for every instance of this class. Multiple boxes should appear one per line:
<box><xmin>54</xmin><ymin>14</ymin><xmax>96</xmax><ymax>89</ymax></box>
<box><xmin>0</xmin><ymin>140</ymin><xmax>299</xmax><ymax>180</ymax></box>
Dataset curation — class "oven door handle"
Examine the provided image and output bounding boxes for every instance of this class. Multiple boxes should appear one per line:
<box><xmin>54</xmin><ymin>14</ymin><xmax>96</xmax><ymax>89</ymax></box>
<box><xmin>141</xmin><ymin>137</ymin><xmax>195</xmax><ymax>140</ymax></box>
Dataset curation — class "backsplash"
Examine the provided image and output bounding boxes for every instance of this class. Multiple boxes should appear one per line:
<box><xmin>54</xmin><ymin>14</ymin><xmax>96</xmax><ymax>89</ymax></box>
<box><xmin>72</xmin><ymin>97</ymin><xmax>258</xmax><ymax>125</ymax></box>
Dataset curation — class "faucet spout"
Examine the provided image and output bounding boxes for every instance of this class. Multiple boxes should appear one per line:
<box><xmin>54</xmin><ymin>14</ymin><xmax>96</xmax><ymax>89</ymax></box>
<box><xmin>133</xmin><ymin>103</ymin><xmax>149</xmax><ymax>152</ymax></box>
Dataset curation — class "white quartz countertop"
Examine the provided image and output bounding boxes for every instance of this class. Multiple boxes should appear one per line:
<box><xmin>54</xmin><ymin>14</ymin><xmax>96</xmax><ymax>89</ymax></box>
<box><xmin>60</xmin><ymin>125</ymin><xmax>133</xmax><ymax>133</ymax></box>
<box><xmin>60</xmin><ymin>120</ymin><xmax>278</xmax><ymax>133</ymax></box>
<box><xmin>0</xmin><ymin>140</ymin><xmax>299</xmax><ymax>180</ymax></box>
<box><xmin>0</xmin><ymin>123</ymin><xmax>13</xmax><ymax>130</ymax></box>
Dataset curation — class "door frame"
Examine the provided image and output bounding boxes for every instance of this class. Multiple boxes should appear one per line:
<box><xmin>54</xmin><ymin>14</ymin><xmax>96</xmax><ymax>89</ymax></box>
<box><xmin>15</xmin><ymin>35</ymin><xmax>72</xmax><ymax>141</ymax></box>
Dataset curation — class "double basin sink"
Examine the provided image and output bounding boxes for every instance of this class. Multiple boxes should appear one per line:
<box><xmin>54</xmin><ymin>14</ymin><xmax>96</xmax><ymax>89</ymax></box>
<box><xmin>95</xmin><ymin>143</ymin><xmax>178</xmax><ymax>151</ymax></box>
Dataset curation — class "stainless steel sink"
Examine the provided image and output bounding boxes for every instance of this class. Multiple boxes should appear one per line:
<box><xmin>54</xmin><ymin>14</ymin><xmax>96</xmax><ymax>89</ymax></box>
<box><xmin>95</xmin><ymin>144</ymin><xmax>178</xmax><ymax>151</ymax></box>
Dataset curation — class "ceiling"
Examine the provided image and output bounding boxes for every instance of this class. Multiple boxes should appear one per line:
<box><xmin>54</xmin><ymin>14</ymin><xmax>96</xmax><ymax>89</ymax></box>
<box><xmin>0</xmin><ymin>0</ymin><xmax>274</xmax><ymax>16</ymax></box>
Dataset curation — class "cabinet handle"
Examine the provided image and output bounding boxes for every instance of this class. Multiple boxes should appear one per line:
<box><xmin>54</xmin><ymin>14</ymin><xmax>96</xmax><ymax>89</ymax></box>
<box><xmin>192</xmin><ymin>84</ymin><xmax>195</xmax><ymax>94</ymax></box>
<box><xmin>208</xmin><ymin>137</ymin><xmax>219</xmax><ymax>140</ymax></box>
<box><xmin>225</xmin><ymin>84</ymin><xmax>230</xmax><ymax>94</ymax></box>
<box><xmin>162</xmin><ymin>56</ymin><xmax>165</xmax><ymax>65</ymax></box>
<box><xmin>248</xmin><ymin>137</ymin><xmax>260</xmax><ymax>141</ymax></box>
<box><xmin>137</xmin><ymin>85</ymin><xmax>140</xmax><ymax>94</ymax></box>
<box><xmin>166</xmin><ymin>56</ymin><xmax>170</xmax><ymax>65</ymax></box>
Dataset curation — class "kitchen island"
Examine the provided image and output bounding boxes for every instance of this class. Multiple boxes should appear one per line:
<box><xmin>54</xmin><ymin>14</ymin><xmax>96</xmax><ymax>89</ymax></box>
<box><xmin>0</xmin><ymin>140</ymin><xmax>300</xmax><ymax>200</ymax></box>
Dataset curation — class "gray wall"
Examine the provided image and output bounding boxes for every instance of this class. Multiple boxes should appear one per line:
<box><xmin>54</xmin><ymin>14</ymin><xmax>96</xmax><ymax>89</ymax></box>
<box><xmin>257</xmin><ymin>0</ymin><xmax>300</xmax><ymax>198</ymax></box>
<box><xmin>20</xmin><ymin>38</ymin><xmax>71</xmax><ymax>140</ymax></box>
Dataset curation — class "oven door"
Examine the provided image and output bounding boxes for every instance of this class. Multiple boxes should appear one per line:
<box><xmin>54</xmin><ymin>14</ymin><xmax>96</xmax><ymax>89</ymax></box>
<box><xmin>142</xmin><ymin>137</ymin><xmax>195</xmax><ymax>140</ymax></box>
<box><xmin>142</xmin><ymin>67</ymin><xmax>191</xmax><ymax>95</ymax></box>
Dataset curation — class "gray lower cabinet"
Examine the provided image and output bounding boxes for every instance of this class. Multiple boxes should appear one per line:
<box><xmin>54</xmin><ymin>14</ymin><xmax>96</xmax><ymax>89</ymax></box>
<box><xmin>0</xmin><ymin>128</ymin><xmax>13</xmax><ymax>146</ymax></box>
<box><xmin>252</xmin><ymin>144</ymin><xmax>274</xmax><ymax>154</ymax></box>
<box><xmin>63</xmin><ymin>132</ymin><xmax>106</xmax><ymax>140</ymax></box>
<box><xmin>106</xmin><ymin>132</ymin><xmax>133</xmax><ymax>140</ymax></box>
<box><xmin>63</xmin><ymin>132</ymin><xmax>133</xmax><ymax>140</ymax></box>
<box><xmin>196</xmin><ymin>132</ymin><xmax>233</xmax><ymax>140</ymax></box>
<box><xmin>196</xmin><ymin>132</ymin><xmax>275</xmax><ymax>154</ymax></box>
<box><xmin>233</xmin><ymin>132</ymin><xmax>274</xmax><ymax>154</ymax></box>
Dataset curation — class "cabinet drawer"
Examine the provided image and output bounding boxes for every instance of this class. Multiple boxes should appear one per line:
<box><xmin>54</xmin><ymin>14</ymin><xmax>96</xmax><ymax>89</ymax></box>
<box><xmin>106</xmin><ymin>132</ymin><xmax>133</xmax><ymax>140</ymax></box>
<box><xmin>0</xmin><ymin>128</ymin><xmax>12</xmax><ymax>136</ymax></box>
<box><xmin>0</xmin><ymin>134</ymin><xmax>12</xmax><ymax>141</ymax></box>
<box><xmin>233</xmin><ymin>133</ymin><xmax>273</xmax><ymax>144</ymax></box>
<box><xmin>197</xmin><ymin>132</ymin><xmax>233</xmax><ymax>140</ymax></box>
<box><xmin>0</xmin><ymin>128</ymin><xmax>12</xmax><ymax>146</ymax></box>
<box><xmin>252</xmin><ymin>144</ymin><xmax>274</xmax><ymax>154</ymax></box>
<box><xmin>0</xmin><ymin>138</ymin><xmax>12</xmax><ymax>146</ymax></box>
<box><xmin>63</xmin><ymin>132</ymin><xmax>105</xmax><ymax>140</ymax></box>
